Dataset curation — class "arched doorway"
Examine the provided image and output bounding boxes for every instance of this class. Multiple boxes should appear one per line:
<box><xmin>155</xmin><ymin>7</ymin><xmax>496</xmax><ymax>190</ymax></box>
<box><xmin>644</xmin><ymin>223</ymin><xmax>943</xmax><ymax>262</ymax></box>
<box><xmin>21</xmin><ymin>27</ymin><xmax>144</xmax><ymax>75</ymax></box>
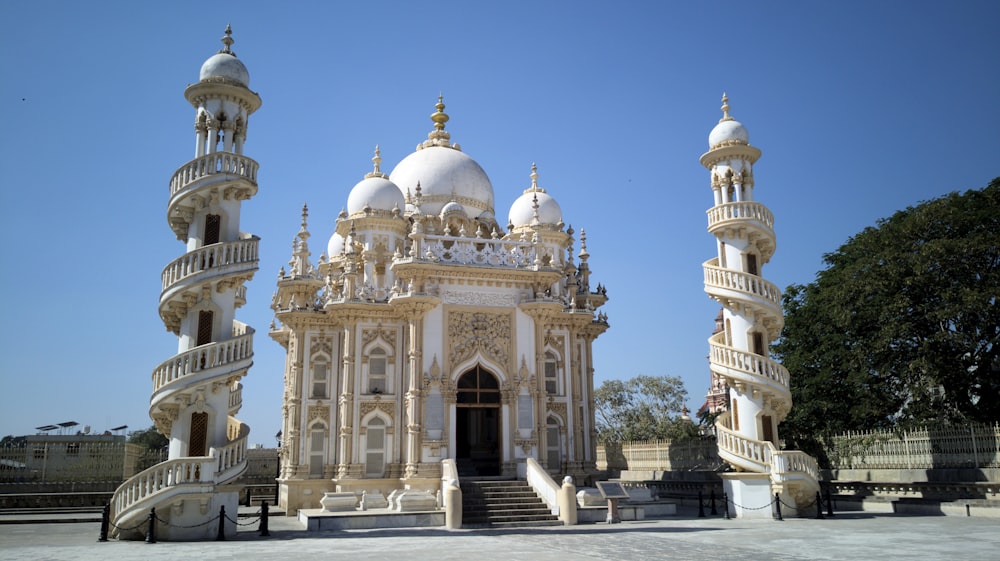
<box><xmin>455</xmin><ymin>366</ymin><xmax>501</xmax><ymax>477</ymax></box>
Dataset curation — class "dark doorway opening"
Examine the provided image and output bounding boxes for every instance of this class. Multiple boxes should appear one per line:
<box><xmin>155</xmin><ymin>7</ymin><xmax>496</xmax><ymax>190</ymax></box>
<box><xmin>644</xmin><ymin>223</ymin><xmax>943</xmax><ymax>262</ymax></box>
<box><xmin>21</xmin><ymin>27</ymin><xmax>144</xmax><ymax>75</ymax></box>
<box><xmin>455</xmin><ymin>366</ymin><xmax>501</xmax><ymax>477</ymax></box>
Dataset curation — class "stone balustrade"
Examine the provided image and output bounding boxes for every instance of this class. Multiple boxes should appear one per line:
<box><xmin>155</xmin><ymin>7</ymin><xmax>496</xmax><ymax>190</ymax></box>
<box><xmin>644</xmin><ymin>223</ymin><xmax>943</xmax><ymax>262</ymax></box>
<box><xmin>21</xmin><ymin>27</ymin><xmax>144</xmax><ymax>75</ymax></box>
<box><xmin>421</xmin><ymin>234</ymin><xmax>538</xmax><ymax>268</ymax></box>
<box><xmin>161</xmin><ymin>237</ymin><xmax>259</xmax><ymax>293</ymax></box>
<box><xmin>170</xmin><ymin>152</ymin><xmax>258</xmax><ymax>196</ymax></box>
<box><xmin>708</xmin><ymin>331</ymin><xmax>790</xmax><ymax>394</ymax></box>
<box><xmin>151</xmin><ymin>325</ymin><xmax>254</xmax><ymax>393</ymax></box>
<box><xmin>706</xmin><ymin>201</ymin><xmax>774</xmax><ymax>233</ymax></box>
<box><xmin>703</xmin><ymin>259</ymin><xmax>782</xmax><ymax>310</ymax></box>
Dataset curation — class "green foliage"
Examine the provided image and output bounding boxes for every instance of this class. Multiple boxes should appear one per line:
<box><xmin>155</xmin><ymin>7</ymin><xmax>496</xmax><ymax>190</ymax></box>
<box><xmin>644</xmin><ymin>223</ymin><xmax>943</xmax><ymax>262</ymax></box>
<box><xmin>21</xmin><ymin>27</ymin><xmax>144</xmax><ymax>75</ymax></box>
<box><xmin>594</xmin><ymin>374</ymin><xmax>696</xmax><ymax>442</ymax></box>
<box><xmin>775</xmin><ymin>179</ymin><xmax>1000</xmax><ymax>450</ymax></box>
<box><xmin>128</xmin><ymin>426</ymin><xmax>168</xmax><ymax>450</ymax></box>
<box><xmin>0</xmin><ymin>435</ymin><xmax>26</xmax><ymax>447</ymax></box>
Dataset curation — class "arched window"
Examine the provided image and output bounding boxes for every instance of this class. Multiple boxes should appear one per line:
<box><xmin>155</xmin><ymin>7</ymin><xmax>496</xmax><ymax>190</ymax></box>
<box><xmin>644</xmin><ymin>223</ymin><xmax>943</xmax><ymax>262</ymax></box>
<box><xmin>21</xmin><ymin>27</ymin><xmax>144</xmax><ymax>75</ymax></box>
<box><xmin>364</xmin><ymin>417</ymin><xmax>386</xmax><ymax>478</ymax></box>
<box><xmin>368</xmin><ymin>348</ymin><xmax>387</xmax><ymax>394</ymax></box>
<box><xmin>544</xmin><ymin>352</ymin><xmax>559</xmax><ymax>395</ymax></box>
<box><xmin>311</xmin><ymin>358</ymin><xmax>328</xmax><ymax>399</ymax></box>
<box><xmin>546</xmin><ymin>416</ymin><xmax>561</xmax><ymax>470</ymax></box>
<box><xmin>309</xmin><ymin>425</ymin><xmax>325</xmax><ymax>478</ymax></box>
<box><xmin>456</xmin><ymin>366</ymin><xmax>500</xmax><ymax>404</ymax></box>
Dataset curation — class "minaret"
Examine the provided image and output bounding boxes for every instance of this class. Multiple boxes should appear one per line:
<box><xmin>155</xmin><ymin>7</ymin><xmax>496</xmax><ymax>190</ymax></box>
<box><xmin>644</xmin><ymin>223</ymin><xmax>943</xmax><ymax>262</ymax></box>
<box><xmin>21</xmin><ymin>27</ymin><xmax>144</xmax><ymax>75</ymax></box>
<box><xmin>701</xmin><ymin>94</ymin><xmax>818</xmax><ymax>517</ymax></box>
<box><xmin>111</xmin><ymin>26</ymin><xmax>262</xmax><ymax>540</ymax></box>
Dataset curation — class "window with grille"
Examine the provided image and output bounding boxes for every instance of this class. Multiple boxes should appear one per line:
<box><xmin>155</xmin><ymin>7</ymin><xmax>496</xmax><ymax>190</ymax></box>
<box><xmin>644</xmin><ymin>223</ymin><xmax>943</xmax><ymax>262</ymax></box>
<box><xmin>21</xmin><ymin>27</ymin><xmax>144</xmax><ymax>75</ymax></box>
<box><xmin>365</xmin><ymin>417</ymin><xmax>386</xmax><ymax>478</ymax></box>
<box><xmin>544</xmin><ymin>352</ymin><xmax>558</xmax><ymax>394</ymax></box>
<box><xmin>546</xmin><ymin>417</ymin><xmax>561</xmax><ymax>469</ymax></box>
<box><xmin>189</xmin><ymin>412</ymin><xmax>208</xmax><ymax>457</ymax></box>
<box><xmin>368</xmin><ymin>348</ymin><xmax>386</xmax><ymax>394</ymax></box>
<box><xmin>309</xmin><ymin>428</ymin><xmax>325</xmax><ymax>478</ymax></box>
<box><xmin>197</xmin><ymin>311</ymin><xmax>213</xmax><ymax>346</ymax></box>
<box><xmin>204</xmin><ymin>214</ymin><xmax>221</xmax><ymax>245</ymax></box>
<box><xmin>311</xmin><ymin>360</ymin><xmax>328</xmax><ymax>399</ymax></box>
<box><xmin>747</xmin><ymin>253</ymin><xmax>758</xmax><ymax>276</ymax></box>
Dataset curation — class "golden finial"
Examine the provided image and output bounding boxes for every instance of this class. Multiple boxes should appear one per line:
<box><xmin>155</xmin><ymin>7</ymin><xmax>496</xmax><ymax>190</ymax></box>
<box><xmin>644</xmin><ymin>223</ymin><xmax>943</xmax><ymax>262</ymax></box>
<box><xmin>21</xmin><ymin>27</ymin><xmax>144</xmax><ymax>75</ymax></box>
<box><xmin>720</xmin><ymin>92</ymin><xmax>732</xmax><ymax>122</ymax></box>
<box><xmin>431</xmin><ymin>94</ymin><xmax>449</xmax><ymax>132</ymax></box>
<box><xmin>220</xmin><ymin>24</ymin><xmax>236</xmax><ymax>55</ymax></box>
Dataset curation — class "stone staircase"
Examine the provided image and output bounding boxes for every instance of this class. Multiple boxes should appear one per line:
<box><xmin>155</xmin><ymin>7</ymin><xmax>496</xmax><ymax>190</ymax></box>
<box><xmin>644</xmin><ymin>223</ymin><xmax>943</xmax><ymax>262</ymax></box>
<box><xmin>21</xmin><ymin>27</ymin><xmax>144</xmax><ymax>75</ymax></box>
<box><xmin>461</xmin><ymin>479</ymin><xmax>562</xmax><ymax>528</ymax></box>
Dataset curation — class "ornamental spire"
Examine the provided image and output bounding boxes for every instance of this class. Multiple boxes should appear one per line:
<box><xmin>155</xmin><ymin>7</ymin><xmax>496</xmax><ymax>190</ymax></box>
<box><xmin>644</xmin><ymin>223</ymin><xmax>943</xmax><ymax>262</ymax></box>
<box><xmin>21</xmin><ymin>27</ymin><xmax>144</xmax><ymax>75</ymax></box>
<box><xmin>418</xmin><ymin>94</ymin><xmax>458</xmax><ymax>150</ymax></box>
<box><xmin>365</xmin><ymin>145</ymin><xmax>387</xmax><ymax>179</ymax></box>
<box><xmin>720</xmin><ymin>92</ymin><xmax>732</xmax><ymax>123</ymax></box>
<box><xmin>524</xmin><ymin>162</ymin><xmax>547</xmax><ymax>194</ymax></box>
<box><xmin>219</xmin><ymin>24</ymin><xmax>236</xmax><ymax>56</ymax></box>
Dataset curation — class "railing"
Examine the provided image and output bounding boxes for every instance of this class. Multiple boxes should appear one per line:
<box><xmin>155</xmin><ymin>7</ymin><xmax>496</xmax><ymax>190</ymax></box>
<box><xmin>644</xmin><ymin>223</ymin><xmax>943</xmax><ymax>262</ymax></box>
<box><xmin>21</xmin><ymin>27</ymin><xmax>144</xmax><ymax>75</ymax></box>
<box><xmin>708</xmin><ymin>332</ymin><xmax>790</xmax><ymax>396</ymax></box>
<box><xmin>597</xmin><ymin>439</ymin><xmax>722</xmax><ymax>472</ymax></box>
<box><xmin>703</xmin><ymin>259</ymin><xmax>782</xmax><ymax>311</ymax></box>
<box><xmin>215</xmin><ymin>422</ymin><xmax>249</xmax><ymax>481</ymax></box>
<box><xmin>525</xmin><ymin>457</ymin><xmax>560</xmax><ymax>515</ymax></box>
<box><xmin>440</xmin><ymin>458</ymin><xmax>458</xmax><ymax>509</ymax></box>
<box><xmin>706</xmin><ymin>201</ymin><xmax>774</xmax><ymax>233</ymax></box>
<box><xmin>161</xmin><ymin>237</ymin><xmax>259</xmax><ymax>293</ymax></box>
<box><xmin>421</xmin><ymin>234</ymin><xmax>538</xmax><ymax>268</ymax></box>
<box><xmin>151</xmin><ymin>324</ymin><xmax>254</xmax><ymax>394</ymax></box>
<box><xmin>229</xmin><ymin>383</ymin><xmax>243</xmax><ymax>410</ymax></box>
<box><xmin>715</xmin><ymin>412</ymin><xmax>771</xmax><ymax>472</ymax></box>
<box><xmin>830</xmin><ymin>423</ymin><xmax>1000</xmax><ymax>469</ymax></box>
<box><xmin>111</xmin><ymin>456</ymin><xmax>214</xmax><ymax>519</ymax></box>
<box><xmin>169</xmin><ymin>152</ymin><xmax>258</xmax><ymax>196</ymax></box>
<box><xmin>772</xmin><ymin>450</ymin><xmax>819</xmax><ymax>483</ymax></box>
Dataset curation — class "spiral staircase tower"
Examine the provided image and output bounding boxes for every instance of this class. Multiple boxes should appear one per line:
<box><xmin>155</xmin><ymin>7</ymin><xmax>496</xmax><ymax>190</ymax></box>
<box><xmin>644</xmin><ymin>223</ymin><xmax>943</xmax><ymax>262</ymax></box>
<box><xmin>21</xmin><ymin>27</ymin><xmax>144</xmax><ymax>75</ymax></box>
<box><xmin>701</xmin><ymin>95</ymin><xmax>819</xmax><ymax>517</ymax></box>
<box><xmin>111</xmin><ymin>27</ymin><xmax>261</xmax><ymax>540</ymax></box>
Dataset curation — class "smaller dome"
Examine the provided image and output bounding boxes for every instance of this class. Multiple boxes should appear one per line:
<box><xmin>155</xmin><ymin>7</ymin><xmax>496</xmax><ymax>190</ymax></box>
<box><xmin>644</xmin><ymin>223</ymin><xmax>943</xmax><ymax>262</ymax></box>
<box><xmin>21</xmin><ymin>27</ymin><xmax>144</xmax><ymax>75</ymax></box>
<box><xmin>347</xmin><ymin>176</ymin><xmax>404</xmax><ymax>215</ymax></box>
<box><xmin>708</xmin><ymin>93</ymin><xmax>749</xmax><ymax>148</ymax></box>
<box><xmin>327</xmin><ymin>232</ymin><xmax>345</xmax><ymax>257</ymax></box>
<box><xmin>200</xmin><ymin>53</ymin><xmax>250</xmax><ymax>86</ymax></box>
<box><xmin>709</xmin><ymin>119</ymin><xmax>748</xmax><ymax>148</ymax></box>
<box><xmin>199</xmin><ymin>27</ymin><xmax>249</xmax><ymax>86</ymax></box>
<box><xmin>509</xmin><ymin>191</ymin><xmax>562</xmax><ymax>227</ymax></box>
<box><xmin>507</xmin><ymin>164</ymin><xmax>563</xmax><ymax>227</ymax></box>
<box><xmin>440</xmin><ymin>200</ymin><xmax>466</xmax><ymax>217</ymax></box>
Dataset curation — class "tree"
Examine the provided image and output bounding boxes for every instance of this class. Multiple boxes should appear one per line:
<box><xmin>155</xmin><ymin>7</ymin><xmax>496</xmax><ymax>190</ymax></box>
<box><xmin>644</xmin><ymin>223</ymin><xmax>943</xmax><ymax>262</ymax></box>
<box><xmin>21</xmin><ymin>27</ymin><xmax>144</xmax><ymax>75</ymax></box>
<box><xmin>594</xmin><ymin>374</ymin><xmax>696</xmax><ymax>442</ymax></box>
<box><xmin>128</xmin><ymin>426</ymin><xmax>169</xmax><ymax>471</ymax></box>
<box><xmin>774</xmin><ymin>179</ymin><xmax>1000</xmax><ymax>451</ymax></box>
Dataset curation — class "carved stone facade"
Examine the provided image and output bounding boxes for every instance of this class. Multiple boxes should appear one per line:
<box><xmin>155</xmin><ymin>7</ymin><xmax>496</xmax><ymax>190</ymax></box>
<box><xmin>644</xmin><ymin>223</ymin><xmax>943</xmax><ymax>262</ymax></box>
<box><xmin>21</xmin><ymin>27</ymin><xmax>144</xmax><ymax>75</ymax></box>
<box><xmin>270</xmin><ymin>100</ymin><xmax>609</xmax><ymax>515</ymax></box>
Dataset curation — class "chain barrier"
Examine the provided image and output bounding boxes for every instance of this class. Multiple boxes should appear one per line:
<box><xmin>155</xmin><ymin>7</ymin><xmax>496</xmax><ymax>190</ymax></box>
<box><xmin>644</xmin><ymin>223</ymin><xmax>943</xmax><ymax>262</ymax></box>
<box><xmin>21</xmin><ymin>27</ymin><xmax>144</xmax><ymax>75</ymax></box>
<box><xmin>155</xmin><ymin>512</ymin><xmax>221</xmax><ymax>529</ymax></box>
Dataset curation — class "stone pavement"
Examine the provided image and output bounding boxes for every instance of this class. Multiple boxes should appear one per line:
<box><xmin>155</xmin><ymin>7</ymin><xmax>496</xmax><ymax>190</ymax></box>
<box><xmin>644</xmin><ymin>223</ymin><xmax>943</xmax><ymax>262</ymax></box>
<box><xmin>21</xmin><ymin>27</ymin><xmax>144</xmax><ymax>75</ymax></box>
<box><xmin>1</xmin><ymin>506</ymin><xmax>997</xmax><ymax>561</ymax></box>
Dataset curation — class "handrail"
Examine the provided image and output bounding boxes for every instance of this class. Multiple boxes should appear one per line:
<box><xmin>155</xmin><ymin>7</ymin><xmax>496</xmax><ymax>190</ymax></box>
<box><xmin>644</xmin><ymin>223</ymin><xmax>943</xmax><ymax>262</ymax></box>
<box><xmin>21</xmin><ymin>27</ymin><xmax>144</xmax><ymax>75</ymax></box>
<box><xmin>440</xmin><ymin>458</ymin><xmax>459</xmax><ymax>509</ymax></box>
<box><xmin>151</xmin><ymin>325</ymin><xmax>254</xmax><ymax>394</ymax></box>
<box><xmin>170</xmin><ymin>152</ymin><xmax>258</xmax><ymax>196</ymax></box>
<box><xmin>111</xmin><ymin>456</ymin><xmax>215</xmax><ymax>519</ymax></box>
<box><xmin>715</xmin><ymin>412</ymin><xmax>772</xmax><ymax>472</ymax></box>
<box><xmin>706</xmin><ymin>201</ymin><xmax>774</xmax><ymax>233</ymax></box>
<box><xmin>525</xmin><ymin>457</ymin><xmax>560</xmax><ymax>515</ymax></box>
<box><xmin>703</xmin><ymin>259</ymin><xmax>782</xmax><ymax>309</ymax></box>
<box><xmin>161</xmin><ymin>237</ymin><xmax>259</xmax><ymax>293</ymax></box>
<box><xmin>708</xmin><ymin>332</ymin><xmax>790</xmax><ymax>396</ymax></box>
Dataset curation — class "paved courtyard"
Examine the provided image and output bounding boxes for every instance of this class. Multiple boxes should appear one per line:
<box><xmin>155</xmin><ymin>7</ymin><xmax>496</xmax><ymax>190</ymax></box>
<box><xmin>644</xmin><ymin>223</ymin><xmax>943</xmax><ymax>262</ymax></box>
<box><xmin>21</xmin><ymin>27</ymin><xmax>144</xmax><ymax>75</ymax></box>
<box><xmin>1</xmin><ymin>508</ymin><xmax>997</xmax><ymax>561</ymax></box>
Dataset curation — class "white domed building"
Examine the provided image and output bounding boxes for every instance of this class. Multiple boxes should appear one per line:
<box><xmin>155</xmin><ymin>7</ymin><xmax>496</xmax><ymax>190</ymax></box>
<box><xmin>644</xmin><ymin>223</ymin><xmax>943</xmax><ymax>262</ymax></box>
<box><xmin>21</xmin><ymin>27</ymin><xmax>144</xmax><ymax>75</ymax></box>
<box><xmin>271</xmin><ymin>97</ymin><xmax>609</xmax><ymax>515</ymax></box>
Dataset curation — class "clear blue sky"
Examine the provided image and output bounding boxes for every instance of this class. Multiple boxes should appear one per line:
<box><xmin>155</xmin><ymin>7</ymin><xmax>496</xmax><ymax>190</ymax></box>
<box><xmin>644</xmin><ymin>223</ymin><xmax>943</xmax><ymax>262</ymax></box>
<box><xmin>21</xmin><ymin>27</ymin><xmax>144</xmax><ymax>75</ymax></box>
<box><xmin>1</xmin><ymin>1</ymin><xmax>997</xmax><ymax>444</ymax></box>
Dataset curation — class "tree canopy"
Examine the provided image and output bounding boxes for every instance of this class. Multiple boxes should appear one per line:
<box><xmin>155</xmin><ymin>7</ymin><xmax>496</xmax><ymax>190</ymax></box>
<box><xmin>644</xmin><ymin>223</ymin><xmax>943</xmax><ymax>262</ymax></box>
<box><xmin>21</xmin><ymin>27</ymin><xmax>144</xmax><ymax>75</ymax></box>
<box><xmin>774</xmin><ymin>178</ymin><xmax>999</xmax><ymax>452</ymax></box>
<box><xmin>594</xmin><ymin>374</ymin><xmax>697</xmax><ymax>442</ymax></box>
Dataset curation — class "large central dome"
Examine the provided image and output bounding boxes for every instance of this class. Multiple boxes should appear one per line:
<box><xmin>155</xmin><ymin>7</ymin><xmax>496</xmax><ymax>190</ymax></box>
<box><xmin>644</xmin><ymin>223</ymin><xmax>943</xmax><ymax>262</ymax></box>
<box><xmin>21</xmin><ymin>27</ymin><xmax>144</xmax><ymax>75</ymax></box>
<box><xmin>388</xmin><ymin>97</ymin><xmax>494</xmax><ymax>220</ymax></box>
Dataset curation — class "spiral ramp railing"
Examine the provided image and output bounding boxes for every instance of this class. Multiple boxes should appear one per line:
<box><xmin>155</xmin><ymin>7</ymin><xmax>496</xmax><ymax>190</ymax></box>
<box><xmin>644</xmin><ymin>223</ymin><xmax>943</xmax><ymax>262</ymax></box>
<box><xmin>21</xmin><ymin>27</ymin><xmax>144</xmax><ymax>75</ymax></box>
<box><xmin>704</xmin><ymin>202</ymin><xmax>819</xmax><ymax>509</ymax></box>
<box><xmin>110</xmin><ymin>153</ymin><xmax>257</xmax><ymax>538</ymax></box>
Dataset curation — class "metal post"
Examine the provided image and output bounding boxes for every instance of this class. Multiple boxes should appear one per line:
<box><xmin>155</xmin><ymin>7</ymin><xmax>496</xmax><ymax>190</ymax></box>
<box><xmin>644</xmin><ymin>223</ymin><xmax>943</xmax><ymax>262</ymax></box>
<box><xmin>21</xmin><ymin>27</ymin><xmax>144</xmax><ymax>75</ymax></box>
<box><xmin>245</xmin><ymin>487</ymin><xmax>251</xmax><ymax>507</ymax></box>
<box><xmin>259</xmin><ymin>501</ymin><xmax>270</xmax><ymax>537</ymax></box>
<box><xmin>216</xmin><ymin>505</ymin><xmax>227</xmax><ymax>541</ymax></box>
<box><xmin>815</xmin><ymin>492</ymin><xmax>824</xmax><ymax>519</ymax></box>
<box><xmin>98</xmin><ymin>504</ymin><xmax>110</xmax><ymax>542</ymax></box>
<box><xmin>773</xmin><ymin>493</ymin><xmax>783</xmax><ymax>521</ymax></box>
<box><xmin>697</xmin><ymin>490</ymin><xmax>705</xmax><ymax>517</ymax></box>
<box><xmin>145</xmin><ymin>507</ymin><xmax>157</xmax><ymax>544</ymax></box>
<box><xmin>710</xmin><ymin>489</ymin><xmax>718</xmax><ymax>516</ymax></box>
<box><xmin>825</xmin><ymin>488</ymin><xmax>835</xmax><ymax>517</ymax></box>
<box><xmin>723</xmin><ymin>493</ymin><xmax>730</xmax><ymax>519</ymax></box>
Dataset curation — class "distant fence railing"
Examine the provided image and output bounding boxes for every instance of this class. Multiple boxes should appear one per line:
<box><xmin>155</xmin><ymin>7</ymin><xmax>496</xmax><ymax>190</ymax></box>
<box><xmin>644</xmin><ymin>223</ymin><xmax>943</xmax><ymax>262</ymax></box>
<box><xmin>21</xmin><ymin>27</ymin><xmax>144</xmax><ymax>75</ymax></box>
<box><xmin>598</xmin><ymin>422</ymin><xmax>1000</xmax><ymax>473</ymax></box>
<box><xmin>829</xmin><ymin>423</ymin><xmax>1000</xmax><ymax>470</ymax></box>
<box><xmin>597</xmin><ymin>439</ymin><xmax>721</xmax><ymax>472</ymax></box>
<box><xmin>0</xmin><ymin>442</ymin><xmax>142</xmax><ymax>483</ymax></box>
